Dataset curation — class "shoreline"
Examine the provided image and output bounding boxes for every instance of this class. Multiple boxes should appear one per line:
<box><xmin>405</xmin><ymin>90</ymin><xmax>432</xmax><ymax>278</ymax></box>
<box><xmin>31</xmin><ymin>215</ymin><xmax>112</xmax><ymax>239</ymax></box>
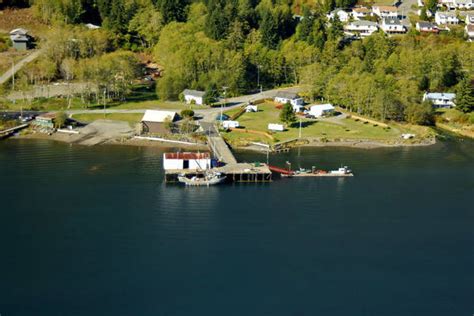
<box><xmin>232</xmin><ymin>137</ymin><xmax>437</xmax><ymax>152</ymax></box>
<box><xmin>11</xmin><ymin>132</ymin><xmax>437</xmax><ymax>151</ymax></box>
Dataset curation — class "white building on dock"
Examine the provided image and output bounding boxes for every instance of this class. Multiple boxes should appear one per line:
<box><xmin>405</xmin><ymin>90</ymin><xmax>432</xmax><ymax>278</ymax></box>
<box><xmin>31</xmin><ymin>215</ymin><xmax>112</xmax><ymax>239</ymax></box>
<box><xmin>163</xmin><ymin>152</ymin><xmax>211</xmax><ymax>170</ymax></box>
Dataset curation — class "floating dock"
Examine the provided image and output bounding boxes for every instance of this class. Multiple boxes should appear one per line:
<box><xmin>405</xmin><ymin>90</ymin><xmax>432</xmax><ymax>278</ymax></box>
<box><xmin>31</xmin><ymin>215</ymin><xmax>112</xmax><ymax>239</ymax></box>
<box><xmin>165</xmin><ymin>163</ymin><xmax>272</xmax><ymax>183</ymax></box>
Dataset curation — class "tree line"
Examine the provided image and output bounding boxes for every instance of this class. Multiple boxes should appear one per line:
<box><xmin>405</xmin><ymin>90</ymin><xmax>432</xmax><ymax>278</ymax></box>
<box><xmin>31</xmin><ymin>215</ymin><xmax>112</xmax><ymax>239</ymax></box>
<box><xmin>8</xmin><ymin>0</ymin><xmax>474</xmax><ymax>121</ymax></box>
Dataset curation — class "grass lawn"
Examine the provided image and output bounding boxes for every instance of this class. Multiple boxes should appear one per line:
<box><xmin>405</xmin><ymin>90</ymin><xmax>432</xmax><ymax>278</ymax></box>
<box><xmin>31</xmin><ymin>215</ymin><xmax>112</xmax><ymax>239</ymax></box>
<box><xmin>72</xmin><ymin>113</ymin><xmax>143</xmax><ymax>124</ymax></box>
<box><xmin>2</xmin><ymin>84</ymin><xmax>208</xmax><ymax>111</ymax></box>
<box><xmin>223</xmin><ymin>102</ymin><xmax>409</xmax><ymax>145</ymax></box>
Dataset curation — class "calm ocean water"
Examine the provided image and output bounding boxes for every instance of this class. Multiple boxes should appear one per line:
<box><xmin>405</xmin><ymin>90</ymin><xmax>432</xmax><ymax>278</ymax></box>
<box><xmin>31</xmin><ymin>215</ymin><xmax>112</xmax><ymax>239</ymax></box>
<box><xmin>0</xmin><ymin>138</ymin><xmax>473</xmax><ymax>316</ymax></box>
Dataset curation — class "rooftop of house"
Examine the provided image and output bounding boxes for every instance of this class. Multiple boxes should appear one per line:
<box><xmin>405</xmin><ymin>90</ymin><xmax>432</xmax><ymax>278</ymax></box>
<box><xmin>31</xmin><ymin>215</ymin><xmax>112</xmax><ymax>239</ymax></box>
<box><xmin>9</xmin><ymin>28</ymin><xmax>28</xmax><ymax>36</ymax></box>
<box><xmin>383</xmin><ymin>17</ymin><xmax>403</xmax><ymax>25</ymax></box>
<box><xmin>349</xmin><ymin>20</ymin><xmax>379</xmax><ymax>26</ymax></box>
<box><xmin>183</xmin><ymin>89</ymin><xmax>205</xmax><ymax>97</ymax></box>
<box><xmin>141</xmin><ymin>110</ymin><xmax>177</xmax><ymax>123</ymax></box>
<box><xmin>310</xmin><ymin>104</ymin><xmax>335</xmax><ymax>110</ymax></box>
<box><xmin>425</xmin><ymin>92</ymin><xmax>456</xmax><ymax>99</ymax></box>
<box><xmin>353</xmin><ymin>7</ymin><xmax>371</xmax><ymax>13</ymax></box>
<box><xmin>373</xmin><ymin>5</ymin><xmax>398</xmax><ymax>12</ymax></box>
<box><xmin>417</xmin><ymin>21</ymin><xmax>438</xmax><ymax>28</ymax></box>
<box><xmin>164</xmin><ymin>152</ymin><xmax>211</xmax><ymax>160</ymax></box>
<box><xmin>466</xmin><ymin>24</ymin><xmax>474</xmax><ymax>32</ymax></box>
<box><xmin>436</xmin><ymin>11</ymin><xmax>458</xmax><ymax>17</ymax></box>
<box><xmin>275</xmin><ymin>91</ymin><xmax>300</xmax><ymax>99</ymax></box>
<box><xmin>36</xmin><ymin>113</ymin><xmax>57</xmax><ymax>120</ymax></box>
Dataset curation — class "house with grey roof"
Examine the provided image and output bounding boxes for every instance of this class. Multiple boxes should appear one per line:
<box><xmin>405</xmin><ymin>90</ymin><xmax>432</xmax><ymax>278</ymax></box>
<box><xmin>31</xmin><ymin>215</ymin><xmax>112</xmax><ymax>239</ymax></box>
<box><xmin>416</xmin><ymin>21</ymin><xmax>439</xmax><ymax>33</ymax></box>
<box><xmin>9</xmin><ymin>28</ymin><xmax>33</xmax><ymax>50</ymax></box>
<box><xmin>345</xmin><ymin>20</ymin><xmax>379</xmax><ymax>37</ymax></box>
<box><xmin>423</xmin><ymin>92</ymin><xmax>456</xmax><ymax>108</ymax></box>
<box><xmin>380</xmin><ymin>17</ymin><xmax>407</xmax><ymax>34</ymax></box>
<box><xmin>274</xmin><ymin>91</ymin><xmax>304</xmax><ymax>110</ymax></box>
<box><xmin>182</xmin><ymin>89</ymin><xmax>206</xmax><ymax>105</ymax></box>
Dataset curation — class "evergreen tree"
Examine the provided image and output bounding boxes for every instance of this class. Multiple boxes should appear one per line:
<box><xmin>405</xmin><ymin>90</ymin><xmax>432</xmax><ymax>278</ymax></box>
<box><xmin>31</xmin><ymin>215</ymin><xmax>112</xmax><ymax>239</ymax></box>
<box><xmin>157</xmin><ymin>0</ymin><xmax>187</xmax><ymax>24</ymax></box>
<box><xmin>296</xmin><ymin>6</ymin><xmax>313</xmax><ymax>41</ymax></box>
<box><xmin>260</xmin><ymin>10</ymin><xmax>279</xmax><ymax>48</ymax></box>
<box><xmin>205</xmin><ymin>0</ymin><xmax>230</xmax><ymax>40</ymax></box>
<box><xmin>279</xmin><ymin>102</ymin><xmax>296</xmax><ymax>125</ymax></box>
<box><xmin>456</xmin><ymin>78</ymin><xmax>474</xmax><ymax>113</ymax></box>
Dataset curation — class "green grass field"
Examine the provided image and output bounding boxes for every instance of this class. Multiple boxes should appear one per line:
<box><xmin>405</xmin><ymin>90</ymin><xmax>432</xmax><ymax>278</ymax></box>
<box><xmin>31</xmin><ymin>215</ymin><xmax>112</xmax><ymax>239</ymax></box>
<box><xmin>223</xmin><ymin>103</ymin><xmax>418</xmax><ymax>145</ymax></box>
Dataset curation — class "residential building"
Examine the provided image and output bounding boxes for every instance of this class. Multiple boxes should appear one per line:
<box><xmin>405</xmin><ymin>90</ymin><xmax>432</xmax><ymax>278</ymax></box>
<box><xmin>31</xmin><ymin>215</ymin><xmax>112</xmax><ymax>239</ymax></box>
<box><xmin>182</xmin><ymin>89</ymin><xmax>205</xmax><ymax>105</ymax></box>
<box><xmin>435</xmin><ymin>11</ymin><xmax>460</xmax><ymax>25</ymax></box>
<box><xmin>33</xmin><ymin>113</ymin><xmax>57</xmax><ymax>129</ymax></box>
<box><xmin>381</xmin><ymin>17</ymin><xmax>407</xmax><ymax>34</ymax></box>
<box><xmin>9</xmin><ymin>28</ymin><xmax>32</xmax><ymax>50</ymax></box>
<box><xmin>454</xmin><ymin>0</ymin><xmax>474</xmax><ymax>9</ymax></box>
<box><xmin>309</xmin><ymin>104</ymin><xmax>335</xmax><ymax>117</ymax></box>
<box><xmin>162</xmin><ymin>152</ymin><xmax>211</xmax><ymax>170</ymax></box>
<box><xmin>327</xmin><ymin>9</ymin><xmax>351</xmax><ymax>22</ymax></box>
<box><xmin>465</xmin><ymin>24</ymin><xmax>474</xmax><ymax>40</ymax></box>
<box><xmin>416</xmin><ymin>21</ymin><xmax>440</xmax><ymax>33</ymax></box>
<box><xmin>274</xmin><ymin>91</ymin><xmax>304</xmax><ymax>107</ymax></box>
<box><xmin>141</xmin><ymin>110</ymin><xmax>178</xmax><ymax>134</ymax></box>
<box><xmin>345</xmin><ymin>20</ymin><xmax>379</xmax><ymax>36</ymax></box>
<box><xmin>423</xmin><ymin>92</ymin><xmax>456</xmax><ymax>108</ymax></box>
<box><xmin>462</xmin><ymin>12</ymin><xmax>474</xmax><ymax>24</ymax></box>
<box><xmin>352</xmin><ymin>7</ymin><xmax>372</xmax><ymax>20</ymax></box>
<box><xmin>372</xmin><ymin>6</ymin><xmax>399</xmax><ymax>18</ymax></box>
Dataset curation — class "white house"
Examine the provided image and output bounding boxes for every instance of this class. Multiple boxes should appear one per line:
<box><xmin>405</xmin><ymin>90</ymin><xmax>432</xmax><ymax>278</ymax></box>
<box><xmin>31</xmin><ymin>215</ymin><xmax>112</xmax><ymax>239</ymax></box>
<box><xmin>423</xmin><ymin>92</ymin><xmax>456</xmax><ymax>108</ymax></box>
<box><xmin>418</xmin><ymin>0</ymin><xmax>425</xmax><ymax>7</ymax></box>
<box><xmin>222</xmin><ymin>120</ymin><xmax>240</xmax><ymax>129</ymax></box>
<box><xmin>381</xmin><ymin>17</ymin><xmax>407</xmax><ymax>34</ymax></box>
<box><xmin>416</xmin><ymin>21</ymin><xmax>439</xmax><ymax>33</ymax></box>
<box><xmin>435</xmin><ymin>11</ymin><xmax>459</xmax><ymax>25</ymax></box>
<box><xmin>183</xmin><ymin>89</ymin><xmax>205</xmax><ymax>105</ymax></box>
<box><xmin>345</xmin><ymin>20</ymin><xmax>379</xmax><ymax>37</ymax></box>
<box><xmin>352</xmin><ymin>7</ymin><xmax>372</xmax><ymax>20</ymax></box>
<box><xmin>268</xmin><ymin>123</ymin><xmax>285</xmax><ymax>132</ymax></box>
<box><xmin>309</xmin><ymin>104</ymin><xmax>335</xmax><ymax>117</ymax></box>
<box><xmin>463</xmin><ymin>13</ymin><xmax>474</xmax><ymax>24</ymax></box>
<box><xmin>465</xmin><ymin>24</ymin><xmax>474</xmax><ymax>40</ymax></box>
<box><xmin>443</xmin><ymin>0</ymin><xmax>474</xmax><ymax>9</ymax></box>
<box><xmin>274</xmin><ymin>91</ymin><xmax>304</xmax><ymax>107</ymax></box>
<box><xmin>372</xmin><ymin>6</ymin><xmax>399</xmax><ymax>18</ymax></box>
<box><xmin>327</xmin><ymin>9</ymin><xmax>351</xmax><ymax>22</ymax></box>
<box><xmin>163</xmin><ymin>152</ymin><xmax>211</xmax><ymax>170</ymax></box>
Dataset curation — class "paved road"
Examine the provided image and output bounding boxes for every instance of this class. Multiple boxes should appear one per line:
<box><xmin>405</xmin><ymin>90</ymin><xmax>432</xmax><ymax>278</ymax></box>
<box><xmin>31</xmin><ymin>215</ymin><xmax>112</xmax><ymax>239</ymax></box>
<box><xmin>0</xmin><ymin>49</ymin><xmax>43</xmax><ymax>86</ymax></box>
<box><xmin>66</xmin><ymin>86</ymin><xmax>305</xmax><ymax>123</ymax></box>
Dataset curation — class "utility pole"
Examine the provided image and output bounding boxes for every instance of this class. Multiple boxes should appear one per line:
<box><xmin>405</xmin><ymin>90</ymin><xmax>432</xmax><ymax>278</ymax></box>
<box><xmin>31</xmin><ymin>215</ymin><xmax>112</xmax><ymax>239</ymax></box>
<box><xmin>103</xmin><ymin>88</ymin><xmax>107</xmax><ymax>119</ymax></box>
<box><xmin>257</xmin><ymin>64</ymin><xmax>261</xmax><ymax>91</ymax></box>
<box><xmin>221</xmin><ymin>86</ymin><xmax>228</xmax><ymax>124</ymax></box>
<box><xmin>11</xmin><ymin>60</ymin><xmax>15</xmax><ymax>91</ymax></box>
<box><xmin>299</xmin><ymin>118</ymin><xmax>302</xmax><ymax>138</ymax></box>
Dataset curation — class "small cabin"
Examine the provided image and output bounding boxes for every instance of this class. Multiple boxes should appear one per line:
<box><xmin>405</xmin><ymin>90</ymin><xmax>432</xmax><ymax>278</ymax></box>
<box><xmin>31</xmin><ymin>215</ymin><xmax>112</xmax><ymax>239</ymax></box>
<box><xmin>9</xmin><ymin>28</ymin><xmax>33</xmax><ymax>50</ymax></box>
<box><xmin>163</xmin><ymin>152</ymin><xmax>211</xmax><ymax>170</ymax></box>
<box><xmin>423</xmin><ymin>92</ymin><xmax>456</xmax><ymax>108</ymax></box>
<box><xmin>34</xmin><ymin>112</ymin><xmax>57</xmax><ymax>129</ymax></box>
<box><xmin>183</xmin><ymin>89</ymin><xmax>205</xmax><ymax>105</ymax></box>
<box><xmin>141</xmin><ymin>110</ymin><xmax>178</xmax><ymax>134</ymax></box>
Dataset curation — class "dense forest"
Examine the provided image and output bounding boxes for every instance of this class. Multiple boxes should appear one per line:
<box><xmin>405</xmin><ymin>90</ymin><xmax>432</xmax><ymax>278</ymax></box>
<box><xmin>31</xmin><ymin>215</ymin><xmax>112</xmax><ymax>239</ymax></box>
<box><xmin>3</xmin><ymin>0</ymin><xmax>474</xmax><ymax>123</ymax></box>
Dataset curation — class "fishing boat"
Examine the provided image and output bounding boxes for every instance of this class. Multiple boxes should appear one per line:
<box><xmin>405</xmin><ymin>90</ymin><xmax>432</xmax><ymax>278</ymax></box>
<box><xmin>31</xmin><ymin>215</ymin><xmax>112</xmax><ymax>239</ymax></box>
<box><xmin>177</xmin><ymin>172</ymin><xmax>227</xmax><ymax>186</ymax></box>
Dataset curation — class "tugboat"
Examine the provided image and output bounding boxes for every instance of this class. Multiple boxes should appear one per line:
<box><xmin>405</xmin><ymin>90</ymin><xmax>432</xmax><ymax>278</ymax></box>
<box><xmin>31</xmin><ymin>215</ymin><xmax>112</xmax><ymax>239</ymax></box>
<box><xmin>178</xmin><ymin>171</ymin><xmax>227</xmax><ymax>186</ymax></box>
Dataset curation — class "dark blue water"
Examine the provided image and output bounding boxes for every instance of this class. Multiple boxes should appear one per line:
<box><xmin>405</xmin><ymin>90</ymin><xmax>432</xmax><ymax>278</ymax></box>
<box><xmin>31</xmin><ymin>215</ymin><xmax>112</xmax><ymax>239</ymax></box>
<box><xmin>0</xmin><ymin>138</ymin><xmax>473</xmax><ymax>316</ymax></box>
